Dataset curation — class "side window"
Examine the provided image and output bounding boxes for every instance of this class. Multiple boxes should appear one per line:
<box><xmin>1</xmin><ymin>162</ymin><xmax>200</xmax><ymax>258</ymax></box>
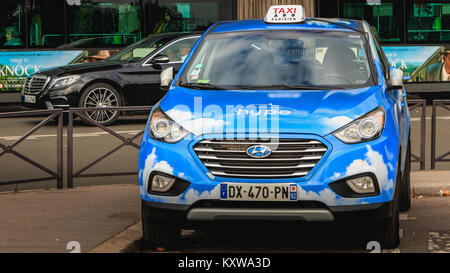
<box><xmin>66</xmin><ymin>0</ymin><xmax>143</xmax><ymax>48</ymax></box>
<box><xmin>158</xmin><ymin>37</ymin><xmax>199</xmax><ymax>62</ymax></box>
<box><xmin>145</xmin><ymin>1</ymin><xmax>235</xmax><ymax>35</ymax></box>
<box><xmin>1</xmin><ymin>0</ymin><xmax>26</xmax><ymax>49</ymax></box>
<box><xmin>28</xmin><ymin>0</ymin><xmax>65</xmax><ymax>48</ymax></box>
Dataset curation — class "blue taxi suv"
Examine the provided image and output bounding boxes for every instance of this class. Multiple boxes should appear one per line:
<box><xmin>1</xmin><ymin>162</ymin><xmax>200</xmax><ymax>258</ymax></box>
<box><xmin>138</xmin><ymin>5</ymin><xmax>411</xmax><ymax>249</ymax></box>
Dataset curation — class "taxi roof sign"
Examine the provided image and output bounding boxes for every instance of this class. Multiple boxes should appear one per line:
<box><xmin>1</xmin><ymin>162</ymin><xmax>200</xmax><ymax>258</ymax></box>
<box><xmin>264</xmin><ymin>5</ymin><xmax>306</xmax><ymax>24</ymax></box>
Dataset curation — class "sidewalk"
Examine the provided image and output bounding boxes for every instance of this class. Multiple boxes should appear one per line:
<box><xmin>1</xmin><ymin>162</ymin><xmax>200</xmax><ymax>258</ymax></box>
<box><xmin>0</xmin><ymin>171</ymin><xmax>448</xmax><ymax>253</ymax></box>
<box><xmin>411</xmin><ymin>170</ymin><xmax>450</xmax><ymax>196</ymax></box>
<box><xmin>0</xmin><ymin>184</ymin><xmax>140</xmax><ymax>253</ymax></box>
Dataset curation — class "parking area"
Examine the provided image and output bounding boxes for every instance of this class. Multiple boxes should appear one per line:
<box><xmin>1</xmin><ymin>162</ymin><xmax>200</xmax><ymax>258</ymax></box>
<box><xmin>135</xmin><ymin>196</ymin><xmax>450</xmax><ymax>253</ymax></box>
<box><xmin>0</xmin><ymin>182</ymin><xmax>447</xmax><ymax>253</ymax></box>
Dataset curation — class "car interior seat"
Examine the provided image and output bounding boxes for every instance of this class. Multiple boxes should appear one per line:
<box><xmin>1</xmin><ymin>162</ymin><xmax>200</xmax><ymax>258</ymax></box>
<box><xmin>322</xmin><ymin>46</ymin><xmax>358</xmax><ymax>84</ymax></box>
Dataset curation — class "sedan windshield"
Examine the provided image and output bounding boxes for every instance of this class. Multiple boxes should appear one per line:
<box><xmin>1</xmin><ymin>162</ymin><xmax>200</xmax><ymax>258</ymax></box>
<box><xmin>180</xmin><ymin>30</ymin><xmax>374</xmax><ymax>89</ymax></box>
<box><xmin>107</xmin><ymin>35</ymin><xmax>176</xmax><ymax>62</ymax></box>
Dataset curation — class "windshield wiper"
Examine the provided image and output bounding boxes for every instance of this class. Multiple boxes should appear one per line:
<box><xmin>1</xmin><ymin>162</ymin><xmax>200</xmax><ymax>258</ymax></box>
<box><xmin>178</xmin><ymin>82</ymin><xmax>226</xmax><ymax>90</ymax></box>
<box><xmin>235</xmin><ymin>85</ymin><xmax>332</xmax><ymax>90</ymax></box>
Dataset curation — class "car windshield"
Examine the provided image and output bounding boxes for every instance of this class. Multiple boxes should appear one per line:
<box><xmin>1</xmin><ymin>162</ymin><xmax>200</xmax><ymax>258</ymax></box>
<box><xmin>180</xmin><ymin>30</ymin><xmax>374</xmax><ymax>90</ymax></box>
<box><xmin>107</xmin><ymin>35</ymin><xmax>176</xmax><ymax>62</ymax></box>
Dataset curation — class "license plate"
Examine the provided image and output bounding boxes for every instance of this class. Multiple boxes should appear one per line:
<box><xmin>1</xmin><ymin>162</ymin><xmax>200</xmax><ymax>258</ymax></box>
<box><xmin>24</xmin><ymin>95</ymin><xmax>36</xmax><ymax>103</ymax></box>
<box><xmin>220</xmin><ymin>183</ymin><xmax>298</xmax><ymax>202</ymax></box>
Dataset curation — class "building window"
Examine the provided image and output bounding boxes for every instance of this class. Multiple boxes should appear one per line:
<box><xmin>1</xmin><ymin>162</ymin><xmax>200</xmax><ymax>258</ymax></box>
<box><xmin>0</xmin><ymin>0</ymin><xmax>26</xmax><ymax>48</ymax></box>
<box><xmin>340</xmin><ymin>0</ymin><xmax>404</xmax><ymax>43</ymax></box>
<box><xmin>66</xmin><ymin>0</ymin><xmax>143</xmax><ymax>48</ymax></box>
<box><xmin>146</xmin><ymin>0</ymin><xmax>234</xmax><ymax>35</ymax></box>
<box><xmin>27</xmin><ymin>0</ymin><xmax>65</xmax><ymax>48</ymax></box>
<box><xmin>406</xmin><ymin>1</ymin><xmax>450</xmax><ymax>43</ymax></box>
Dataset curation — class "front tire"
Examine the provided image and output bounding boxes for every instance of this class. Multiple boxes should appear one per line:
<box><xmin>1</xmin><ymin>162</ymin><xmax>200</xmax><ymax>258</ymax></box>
<box><xmin>400</xmin><ymin>137</ymin><xmax>412</xmax><ymax>212</ymax></box>
<box><xmin>78</xmin><ymin>83</ymin><xmax>122</xmax><ymax>126</ymax></box>
<box><xmin>376</xmin><ymin>165</ymin><xmax>400</xmax><ymax>249</ymax></box>
<box><xmin>141</xmin><ymin>201</ymin><xmax>181</xmax><ymax>249</ymax></box>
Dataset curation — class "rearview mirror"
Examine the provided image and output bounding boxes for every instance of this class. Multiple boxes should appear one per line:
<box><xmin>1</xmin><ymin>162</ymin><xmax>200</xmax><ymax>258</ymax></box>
<box><xmin>388</xmin><ymin>67</ymin><xmax>404</xmax><ymax>90</ymax></box>
<box><xmin>160</xmin><ymin>67</ymin><xmax>174</xmax><ymax>89</ymax></box>
<box><xmin>152</xmin><ymin>55</ymin><xmax>170</xmax><ymax>64</ymax></box>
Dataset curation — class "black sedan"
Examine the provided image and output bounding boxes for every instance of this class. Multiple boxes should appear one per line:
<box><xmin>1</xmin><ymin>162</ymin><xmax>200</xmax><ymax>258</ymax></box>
<box><xmin>22</xmin><ymin>32</ymin><xmax>201</xmax><ymax>125</ymax></box>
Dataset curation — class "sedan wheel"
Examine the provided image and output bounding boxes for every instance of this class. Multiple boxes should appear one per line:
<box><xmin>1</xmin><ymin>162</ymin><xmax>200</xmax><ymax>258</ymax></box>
<box><xmin>80</xmin><ymin>83</ymin><xmax>121</xmax><ymax>126</ymax></box>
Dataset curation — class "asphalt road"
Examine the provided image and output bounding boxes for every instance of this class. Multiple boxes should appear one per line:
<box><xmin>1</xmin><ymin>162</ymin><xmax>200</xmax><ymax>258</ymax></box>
<box><xmin>137</xmin><ymin>196</ymin><xmax>450</xmax><ymax>253</ymax></box>
<box><xmin>0</xmin><ymin>105</ymin><xmax>449</xmax><ymax>192</ymax></box>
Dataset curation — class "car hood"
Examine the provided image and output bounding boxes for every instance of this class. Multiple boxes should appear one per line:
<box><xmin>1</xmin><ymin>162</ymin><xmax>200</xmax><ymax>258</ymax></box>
<box><xmin>159</xmin><ymin>85</ymin><xmax>386</xmax><ymax>137</ymax></box>
<box><xmin>36</xmin><ymin>61</ymin><xmax>125</xmax><ymax>77</ymax></box>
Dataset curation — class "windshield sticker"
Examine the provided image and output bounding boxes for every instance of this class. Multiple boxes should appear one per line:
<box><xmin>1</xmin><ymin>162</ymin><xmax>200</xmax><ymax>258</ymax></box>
<box><xmin>197</xmin><ymin>79</ymin><xmax>210</xmax><ymax>84</ymax></box>
<box><xmin>190</xmin><ymin>68</ymin><xmax>202</xmax><ymax>81</ymax></box>
<box><xmin>191</xmin><ymin>69</ymin><xmax>200</xmax><ymax>76</ymax></box>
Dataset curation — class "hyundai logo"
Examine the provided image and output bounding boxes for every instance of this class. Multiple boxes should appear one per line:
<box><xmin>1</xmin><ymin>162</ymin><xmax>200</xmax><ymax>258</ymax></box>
<box><xmin>246</xmin><ymin>145</ymin><xmax>272</xmax><ymax>158</ymax></box>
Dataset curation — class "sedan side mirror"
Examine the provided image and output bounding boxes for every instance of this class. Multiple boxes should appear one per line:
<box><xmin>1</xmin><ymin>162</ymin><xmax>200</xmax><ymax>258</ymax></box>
<box><xmin>152</xmin><ymin>55</ymin><xmax>170</xmax><ymax>64</ymax></box>
<box><xmin>161</xmin><ymin>67</ymin><xmax>174</xmax><ymax>90</ymax></box>
<box><xmin>388</xmin><ymin>67</ymin><xmax>404</xmax><ymax>90</ymax></box>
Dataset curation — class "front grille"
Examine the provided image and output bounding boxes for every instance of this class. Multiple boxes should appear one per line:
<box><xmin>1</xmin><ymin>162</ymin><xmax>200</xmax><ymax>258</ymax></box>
<box><xmin>193</xmin><ymin>139</ymin><xmax>328</xmax><ymax>179</ymax></box>
<box><xmin>23</xmin><ymin>75</ymin><xmax>49</xmax><ymax>94</ymax></box>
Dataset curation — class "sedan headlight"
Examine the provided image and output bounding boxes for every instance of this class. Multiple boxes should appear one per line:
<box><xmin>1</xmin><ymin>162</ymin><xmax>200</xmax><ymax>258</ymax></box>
<box><xmin>49</xmin><ymin>75</ymin><xmax>80</xmax><ymax>90</ymax></box>
<box><xmin>333</xmin><ymin>107</ymin><xmax>385</xmax><ymax>144</ymax></box>
<box><xmin>149</xmin><ymin>107</ymin><xmax>189</xmax><ymax>143</ymax></box>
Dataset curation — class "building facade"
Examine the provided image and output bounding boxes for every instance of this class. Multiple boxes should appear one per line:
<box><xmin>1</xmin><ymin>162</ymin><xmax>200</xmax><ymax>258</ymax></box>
<box><xmin>2</xmin><ymin>0</ymin><xmax>447</xmax><ymax>102</ymax></box>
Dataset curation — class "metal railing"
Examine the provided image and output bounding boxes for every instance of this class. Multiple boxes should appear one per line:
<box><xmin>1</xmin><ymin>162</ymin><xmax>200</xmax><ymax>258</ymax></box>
<box><xmin>407</xmin><ymin>99</ymin><xmax>427</xmax><ymax>170</ymax></box>
<box><xmin>66</xmin><ymin>106</ymin><xmax>152</xmax><ymax>188</ymax></box>
<box><xmin>431</xmin><ymin>100</ymin><xmax>450</xmax><ymax>169</ymax></box>
<box><xmin>0</xmin><ymin>109</ymin><xmax>64</xmax><ymax>189</ymax></box>
<box><xmin>0</xmin><ymin>100</ymin><xmax>440</xmax><ymax>189</ymax></box>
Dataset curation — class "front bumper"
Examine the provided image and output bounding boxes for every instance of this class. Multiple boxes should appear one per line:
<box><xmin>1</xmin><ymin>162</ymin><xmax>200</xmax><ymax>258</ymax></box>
<box><xmin>22</xmin><ymin>98</ymin><xmax>71</xmax><ymax>110</ymax></box>
<box><xmin>142</xmin><ymin>199</ymin><xmax>393</xmax><ymax>228</ymax></box>
<box><xmin>139</xmin><ymin>129</ymin><xmax>400</xmax><ymax>223</ymax></box>
<box><xmin>21</xmin><ymin>84</ymin><xmax>81</xmax><ymax>110</ymax></box>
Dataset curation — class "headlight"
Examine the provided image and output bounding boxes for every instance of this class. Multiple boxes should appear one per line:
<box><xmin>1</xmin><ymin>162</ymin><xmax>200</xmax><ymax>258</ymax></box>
<box><xmin>149</xmin><ymin>107</ymin><xmax>189</xmax><ymax>143</ymax></box>
<box><xmin>49</xmin><ymin>75</ymin><xmax>80</xmax><ymax>90</ymax></box>
<box><xmin>333</xmin><ymin>107</ymin><xmax>385</xmax><ymax>144</ymax></box>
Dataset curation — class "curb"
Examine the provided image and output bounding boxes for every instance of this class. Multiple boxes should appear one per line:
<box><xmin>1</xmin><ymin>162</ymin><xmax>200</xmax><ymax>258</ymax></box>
<box><xmin>89</xmin><ymin>220</ymin><xmax>142</xmax><ymax>253</ymax></box>
<box><xmin>412</xmin><ymin>185</ymin><xmax>449</xmax><ymax>196</ymax></box>
<box><xmin>411</xmin><ymin>171</ymin><xmax>450</xmax><ymax>196</ymax></box>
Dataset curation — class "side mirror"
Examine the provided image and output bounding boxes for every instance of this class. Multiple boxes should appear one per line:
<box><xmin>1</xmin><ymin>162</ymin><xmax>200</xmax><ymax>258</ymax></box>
<box><xmin>388</xmin><ymin>67</ymin><xmax>404</xmax><ymax>90</ymax></box>
<box><xmin>160</xmin><ymin>67</ymin><xmax>174</xmax><ymax>89</ymax></box>
<box><xmin>152</xmin><ymin>55</ymin><xmax>170</xmax><ymax>64</ymax></box>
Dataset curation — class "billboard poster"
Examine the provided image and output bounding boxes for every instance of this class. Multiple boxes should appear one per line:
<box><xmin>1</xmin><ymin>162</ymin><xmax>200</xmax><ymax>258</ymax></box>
<box><xmin>0</xmin><ymin>50</ymin><xmax>118</xmax><ymax>92</ymax></box>
<box><xmin>382</xmin><ymin>46</ymin><xmax>446</xmax><ymax>83</ymax></box>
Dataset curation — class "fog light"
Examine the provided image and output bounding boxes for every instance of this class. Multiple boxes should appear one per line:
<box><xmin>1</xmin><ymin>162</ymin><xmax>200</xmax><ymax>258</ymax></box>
<box><xmin>346</xmin><ymin>176</ymin><xmax>375</xmax><ymax>194</ymax></box>
<box><xmin>151</xmin><ymin>174</ymin><xmax>176</xmax><ymax>192</ymax></box>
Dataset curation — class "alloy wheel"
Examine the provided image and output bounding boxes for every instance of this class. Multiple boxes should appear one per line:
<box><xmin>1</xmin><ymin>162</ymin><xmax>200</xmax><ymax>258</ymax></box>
<box><xmin>83</xmin><ymin>87</ymin><xmax>119</xmax><ymax>124</ymax></box>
